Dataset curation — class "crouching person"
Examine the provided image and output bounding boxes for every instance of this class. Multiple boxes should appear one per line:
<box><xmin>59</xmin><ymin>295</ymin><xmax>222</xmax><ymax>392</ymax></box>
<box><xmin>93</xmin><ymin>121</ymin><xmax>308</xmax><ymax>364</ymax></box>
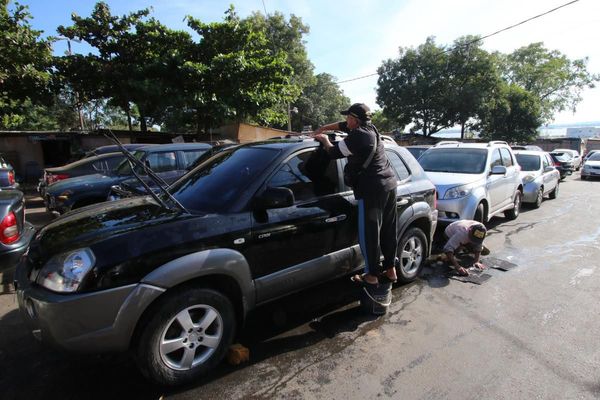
<box><xmin>443</xmin><ymin>220</ymin><xmax>488</xmax><ymax>276</ymax></box>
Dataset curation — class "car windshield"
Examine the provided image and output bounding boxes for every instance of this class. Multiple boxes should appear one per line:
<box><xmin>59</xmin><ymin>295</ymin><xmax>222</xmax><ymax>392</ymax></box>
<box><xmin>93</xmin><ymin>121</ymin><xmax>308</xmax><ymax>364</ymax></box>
<box><xmin>588</xmin><ymin>153</ymin><xmax>600</xmax><ymax>161</ymax></box>
<box><xmin>406</xmin><ymin>147</ymin><xmax>429</xmax><ymax>160</ymax></box>
<box><xmin>115</xmin><ymin>151</ymin><xmax>145</xmax><ymax>175</ymax></box>
<box><xmin>169</xmin><ymin>146</ymin><xmax>281</xmax><ymax>213</ymax></box>
<box><xmin>418</xmin><ymin>148</ymin><xmax>488</xmax><ymax>174</ymax></box>
<box><xmin>552</xmin><ymin>154</ymin><xmax>570</xmax><ymax>162</ymax></box>
<box><xmin>515</xmin><ymin>154</ymin><xmax>540</xmax><ymax>171</ymax></box>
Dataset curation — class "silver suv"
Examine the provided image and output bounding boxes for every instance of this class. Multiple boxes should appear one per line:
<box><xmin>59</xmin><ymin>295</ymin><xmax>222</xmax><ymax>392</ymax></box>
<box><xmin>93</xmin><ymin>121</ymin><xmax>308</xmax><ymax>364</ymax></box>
<box><xmin>417</xmin><ymin>141</ymin><xmax>523</xmax><ymax>224</ymax></box>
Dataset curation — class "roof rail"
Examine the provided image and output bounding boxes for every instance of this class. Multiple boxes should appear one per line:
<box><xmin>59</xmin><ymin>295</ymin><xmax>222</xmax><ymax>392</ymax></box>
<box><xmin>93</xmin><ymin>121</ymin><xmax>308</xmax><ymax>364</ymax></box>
<box><xmin>433</xmin><ymin>140</ymin><xmax>460</xmax><ymax>147</ymax></box>
<box><xmin>381</xmin><ymin>135</ymin><xmax>395</xmax><ymax>143</ymax></box>
<box><xmin>487</xmin><ymin>140</ymin><xmax>509</xmax><ymax>147</ymax></box>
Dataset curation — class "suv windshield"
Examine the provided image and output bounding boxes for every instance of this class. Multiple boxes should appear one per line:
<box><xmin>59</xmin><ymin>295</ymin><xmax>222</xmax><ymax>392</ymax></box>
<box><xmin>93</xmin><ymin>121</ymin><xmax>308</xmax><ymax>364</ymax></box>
<box><xmin>169</xmin><ymin>146</ymin><xmax>281</xmax><ymax>213</ymax></box>
<box><xmin>419</xmin><ymin>148</ymin><xmax>487</xmax><ymax>174</ymax></box>
<box><xmin>515</xmin><ymin>154</ymin><xmax>540</xmax><ymax>171</ymax></box>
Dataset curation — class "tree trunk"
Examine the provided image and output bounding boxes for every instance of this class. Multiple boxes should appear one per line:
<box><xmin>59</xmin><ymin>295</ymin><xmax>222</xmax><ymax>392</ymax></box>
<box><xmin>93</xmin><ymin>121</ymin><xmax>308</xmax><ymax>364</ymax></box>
<box><xmin>140</xmin><ymin>112</ymin><xmax>147</xmax><ymax>132</ymax></box>
<box><xmin>126</xmin><ymin>107</ymin><xmax>132</xmax><ymax>132</ymax></box>
<box><xmin>461</xmin><ymin>121</ymin><xmax>466</xmax><ymax>139</ymax></box>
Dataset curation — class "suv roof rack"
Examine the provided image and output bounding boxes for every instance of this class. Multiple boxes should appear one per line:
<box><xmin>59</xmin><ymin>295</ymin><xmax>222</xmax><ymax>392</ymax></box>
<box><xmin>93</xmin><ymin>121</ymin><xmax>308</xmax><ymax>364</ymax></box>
<box><xmin>433</xmin><ymin>140</ymin><xmax>460</xmax><ymax>147</ymax></box>
<box><xmin>381</xmin><ymin>135</ymin><xmax>395</xmax><ymax>143</ymax></box>
<box><xmin>487</xmin><ymin>141</ymin><xmax>509</xmax><ymax>147</ymax></box>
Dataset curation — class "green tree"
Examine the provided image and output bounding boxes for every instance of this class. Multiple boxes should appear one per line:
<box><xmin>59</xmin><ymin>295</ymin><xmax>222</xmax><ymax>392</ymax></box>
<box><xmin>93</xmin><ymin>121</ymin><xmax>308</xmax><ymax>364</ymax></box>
<box><xmin>477</xmin><ymin>83</ymin><xmax>541</xmax><ymax>143</ymax></box>
<box><xmin>447</xmin><ymin>36</ymin><xmax>501</xmax><ymax>138</ymax></box>
<box><xmin>0</xmin><ymin>0</ymin><xmax>53</xmax><ymax>129</ymax></box>
<box><xmin>57</xmin><ymin>2</ymin><xmax>193</xmax><ymax>132</ymax></box>
<box><xmin>184</xmin><ymin>6</ymin><xmax>299</xmax><ymax>133</ymax></box>
<box><xmin>377</xmin><ymin>37</ymin><xmax>456</xmax><ymax>136</ymax></box>
<box><xmin>501</xmin><ymin>43</ymin><xmax>599</xmax><ymax>123</ymax></box>
<box><xmin>290</xmin><ymin>73</ymin><xmax>350</xmax><ymax>131</ymax></box>
<box><xmin>370</xmin><ymin>109</ymin><xmax>397</xmax><ymax>133</ymax></box>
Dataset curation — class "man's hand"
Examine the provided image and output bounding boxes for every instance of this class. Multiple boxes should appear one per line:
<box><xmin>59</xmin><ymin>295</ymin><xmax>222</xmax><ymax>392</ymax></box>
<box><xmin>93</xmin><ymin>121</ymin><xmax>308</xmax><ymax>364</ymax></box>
<box><xmin>312</xmin><ymin>133</ymin><xmax>332</xmax><ymax>148</ymax></box>
<box><xmin>473</xmin><ymin>262</ymin><xmax>486</xmax><ymax>270</ymax></box>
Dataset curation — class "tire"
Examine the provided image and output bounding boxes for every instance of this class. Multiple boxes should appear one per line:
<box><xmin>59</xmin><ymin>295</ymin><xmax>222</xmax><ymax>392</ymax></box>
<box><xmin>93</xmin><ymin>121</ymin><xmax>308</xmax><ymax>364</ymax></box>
<box><xmin>549</xmin><ymin>183</ymin><xmax>559</xmax><ymax>199</ymax></box>
<box><xmin>581</xmin><ymin>175</ymin><xmax>587</xmax><ymax>181</ymax></box>
<box><xmin>533</xmin><ymin>188</ymin><xmax>543</xmax><ymax>209</ymax></box>
<box><xmin>473</xmin><ymin>202</ymin><xmax>486</xmax><ymax>224</ymax></box>
<box><xmin>504</xmin><ymin>190</ymin><xmax>522</xmax><ymax>220</ymax></box>
<box><xmin>135</xmin><ymin>287</ymin><xmax>236</xmax><ymax>386</ymax></box>
<box><xmin>396</xmin><ymin>227</ymin><xmax>428</xmax><ymax>283</ymax></box>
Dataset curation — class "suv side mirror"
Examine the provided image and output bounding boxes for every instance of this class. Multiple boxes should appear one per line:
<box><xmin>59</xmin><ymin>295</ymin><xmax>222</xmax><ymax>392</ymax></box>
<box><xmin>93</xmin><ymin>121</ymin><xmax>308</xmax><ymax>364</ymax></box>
<box><xmin>254</xmin><ymin>187</ymin><xmax>294</xmax><ymax>209</ymax></box>
<box><xmin>543</xmin><ymin>166</ymin><xmax>555</xmax><ymax>173</ymax></box>
<box><xmin>490</xmin><ymin>165</ymin><xmax>507</xmax><ymax>175</ymax></box>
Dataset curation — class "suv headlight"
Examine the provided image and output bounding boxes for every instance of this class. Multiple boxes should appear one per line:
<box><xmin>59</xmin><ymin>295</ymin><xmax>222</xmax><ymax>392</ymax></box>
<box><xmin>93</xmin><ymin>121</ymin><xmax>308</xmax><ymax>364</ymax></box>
<box><xmin>444</xmin><ymin>184</ymin><xmax>474</xmax><ymax>200</ymax></box>
<box><xmin>37</xmin><ymin>248</ymin><xmax>96</xmax><ymax>292</ymax></box>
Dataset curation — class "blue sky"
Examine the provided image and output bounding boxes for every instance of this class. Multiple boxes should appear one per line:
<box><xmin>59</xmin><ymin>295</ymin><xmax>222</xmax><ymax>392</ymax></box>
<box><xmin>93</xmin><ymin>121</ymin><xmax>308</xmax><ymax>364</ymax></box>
<box><xmin>18</xmin><ymin>0</ymin><xmax>600</xmax><ymax>125</ymax></box>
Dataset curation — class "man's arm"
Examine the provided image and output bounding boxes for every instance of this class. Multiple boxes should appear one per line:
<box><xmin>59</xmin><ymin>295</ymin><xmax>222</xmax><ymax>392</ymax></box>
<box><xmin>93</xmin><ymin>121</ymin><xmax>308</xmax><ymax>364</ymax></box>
<box><xmin>313</xmin><ymin>122</ymin><xmax>343</xmax><ymax>136</ymax></box>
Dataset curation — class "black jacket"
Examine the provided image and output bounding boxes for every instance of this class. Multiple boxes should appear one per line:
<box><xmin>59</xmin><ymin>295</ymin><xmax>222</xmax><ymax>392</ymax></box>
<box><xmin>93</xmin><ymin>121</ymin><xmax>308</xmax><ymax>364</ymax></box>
<box><xmin>327</xmin><ymin>121</ymin><xmax>397</xmax><ymax>199</ymax></box>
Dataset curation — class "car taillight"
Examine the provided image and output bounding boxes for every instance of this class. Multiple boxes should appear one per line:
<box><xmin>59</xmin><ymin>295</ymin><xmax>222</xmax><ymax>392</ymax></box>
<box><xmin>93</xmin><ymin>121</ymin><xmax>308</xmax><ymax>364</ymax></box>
<box><xmin>554</xmin><ymin>162</ymin><xmax>561</xmax><ymax>167</ymax></box>
<box><xmin>0</xmin><ymin>211</ymin><xmax>19</xmax><ymax>244</ymax></box>
<box><xmin>47</xmin><ymin>173</ymin><xmax>70</xmax><ymax>184</ymax></box>
<box><xmin>8</xmin><ymin>170</ymin><xmax>15</xmax><ymax>185</ymax></box>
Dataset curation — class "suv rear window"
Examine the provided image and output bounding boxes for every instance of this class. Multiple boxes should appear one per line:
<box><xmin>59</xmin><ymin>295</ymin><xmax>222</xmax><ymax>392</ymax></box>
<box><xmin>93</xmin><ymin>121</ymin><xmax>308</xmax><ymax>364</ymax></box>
<box><xmin>418</xmin><ymin>148</ymin><xmax>487</xmax><ymax>174</ymax></box>
<box><xmin>386</xmin><ymin>150</ymin><xmax>410</xmax><ymax>180</ymax></box>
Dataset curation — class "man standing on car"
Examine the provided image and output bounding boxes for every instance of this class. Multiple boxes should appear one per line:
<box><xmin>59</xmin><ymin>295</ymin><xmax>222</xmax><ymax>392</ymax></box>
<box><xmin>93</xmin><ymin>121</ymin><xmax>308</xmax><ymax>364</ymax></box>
<box><xmin>312</xmin><ymin>103</ymin><xmax>398</xmax><ymax>285</ymax></box>
<box><xmin>443</xmin><ymin>220</ymin><xmax>487</xmax><ymax>276</ymax></box>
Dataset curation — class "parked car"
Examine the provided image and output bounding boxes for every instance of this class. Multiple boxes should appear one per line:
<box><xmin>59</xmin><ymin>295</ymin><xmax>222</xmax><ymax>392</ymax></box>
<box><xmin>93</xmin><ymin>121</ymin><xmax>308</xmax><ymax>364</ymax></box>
<box><xmin>404</xmin><ymin>145</ymin><xmax>432</xmax><ymax>160</ymax></box>
<box><xmin>417</xmin><ymin>140</ymin><xmax>523</xmax><ymax>224</ymax></box>
<box><xmin>0</xmin><ymin>190</ymin><xmax>34</xmax><ymax>271</ymax></box>
<box><xmin>513</xmin><ymin>151</ymin><xmax>560</xmax><ymax>208</ymax></box>
<box><xmin>551</xmin><ymin>149</ymin><xmax>582</xmax><ymax>170</ymax></box>
<box><xmin>45</xmin><ymin>143</ymin><xmax>211</xmax><ymax>214</ymax></box>
<box><xmin>580</xmin><ymin>152</ymin><xmax>600</xmax><ymax>180</ymax></box>
<box><xmin>511</xmin><ymin>144</ymin><xmax>544</xmax><ymax>152</ymax></box>
<box><xmin>0</xmin><ymin>154</ymin><xmax>19</xmax><ymax>190</ymax></box>
<box><xmin>549</xmin><ymin>153</ymin><xmax>574</xmax><ymax>180</ymax></box>
<box><xmin>38</xmin><ymin>152</ymin><xmax>128</xmax><ymax>197</ymax></box>
<box><xmin>108</xmin><ymin>143</ymin><xmax>239</xmax><ymax>200</ymax></box>
<box><xmin>16</xmin><ymin>136</ymin><xmax>437</xmax><ymax>386</ymax></box>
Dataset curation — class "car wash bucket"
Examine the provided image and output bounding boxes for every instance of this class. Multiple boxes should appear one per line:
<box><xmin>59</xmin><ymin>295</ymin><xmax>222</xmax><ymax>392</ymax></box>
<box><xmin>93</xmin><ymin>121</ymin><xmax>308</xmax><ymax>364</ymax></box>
<box><xmin>360</xmin><ymin>281</ymin><xmax>392</xmax><ymax>315</ymax></box>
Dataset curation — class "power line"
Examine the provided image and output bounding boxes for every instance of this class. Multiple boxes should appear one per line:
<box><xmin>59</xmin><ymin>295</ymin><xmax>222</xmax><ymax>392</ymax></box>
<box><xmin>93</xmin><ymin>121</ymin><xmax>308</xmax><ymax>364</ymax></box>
<box><xmin>261</xmin><ymin>0</ymin><xmax>268</xmax><ymax>16</ymax></box>
<box><xmin>335</xmin><ymin>0</ymin><xmax>580</xmax><ymax>85</ymax></box>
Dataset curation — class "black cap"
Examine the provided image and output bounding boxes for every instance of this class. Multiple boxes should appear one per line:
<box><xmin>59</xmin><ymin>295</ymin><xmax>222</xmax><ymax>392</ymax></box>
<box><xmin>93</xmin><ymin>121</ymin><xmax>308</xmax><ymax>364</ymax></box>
<box><xmin>469</xmin><ymin>223</ymin><xmax>487</xmax><ymax>249</ymax></box>
<box><xmin>340</xmin><ymin>103</ymin><xmax>371</xmax><ymax>122</ymax></box>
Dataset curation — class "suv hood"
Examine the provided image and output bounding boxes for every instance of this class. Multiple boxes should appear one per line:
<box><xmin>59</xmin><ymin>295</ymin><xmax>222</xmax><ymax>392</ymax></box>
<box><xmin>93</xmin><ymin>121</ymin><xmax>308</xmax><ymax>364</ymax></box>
<box><xmin>35</xmin><ymin>196</ymin><xmax>180</xmax><ymax>256</ymax></box>
<box><xmin>424</xmin><ymin>171</ymin><xmax>484</xmax><ymax>188</ymax></box>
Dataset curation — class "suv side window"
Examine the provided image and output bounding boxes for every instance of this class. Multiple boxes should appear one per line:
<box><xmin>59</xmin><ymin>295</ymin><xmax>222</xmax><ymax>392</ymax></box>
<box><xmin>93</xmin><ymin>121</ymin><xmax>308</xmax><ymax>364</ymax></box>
<box><xmin>146</xmin><ymin>151</ymin><xmax>178</xmax><ymax>173</ymax></box>
<box><xmin>500</xmin><ymin>148</ymin><xmax>514</xmax><ymax>167</ymax></box>
<box><xmin>386</xmin><ymin>149</ymin><xmax>410</xmax><ymax>181</ymax></box>
<box><xmin>542</xmin><ymin>154</ymin><xmax>550</xmax><ymax>168</ymax></box>
<box><xmin>268</xmin><ymin>149</ymin><xmax>339</xmax><ymax>202</ymax></box>
<box><xmin>490</xmin><ymin>149</ymin><xmax>502</xmax><ymax>168</ymax></box>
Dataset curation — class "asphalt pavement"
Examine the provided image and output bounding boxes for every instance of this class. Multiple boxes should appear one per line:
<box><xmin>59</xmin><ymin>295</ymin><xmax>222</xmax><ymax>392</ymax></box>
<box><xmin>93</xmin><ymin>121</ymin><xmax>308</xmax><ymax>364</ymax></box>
<box><xmin>1</xmin><ymin>175</ymin><xmax>599</xmax><ymax>400</ymax></box>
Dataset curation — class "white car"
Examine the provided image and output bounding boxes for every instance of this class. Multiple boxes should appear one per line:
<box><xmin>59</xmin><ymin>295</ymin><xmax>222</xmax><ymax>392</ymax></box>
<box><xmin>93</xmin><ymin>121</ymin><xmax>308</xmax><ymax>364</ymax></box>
<box><xmin>581</xmin><ymin>152</ymin><xmax>600</xmax><ymax>180</ymax></box>
<box><xmin>514</xmin><ymin>151</ymin><xmax>560</xmax><ymax>208</ymax></box>
<box><xmin>552</xmin><ymin>148</ymin><xmax>582</xmax><ymax>170</ymax></box>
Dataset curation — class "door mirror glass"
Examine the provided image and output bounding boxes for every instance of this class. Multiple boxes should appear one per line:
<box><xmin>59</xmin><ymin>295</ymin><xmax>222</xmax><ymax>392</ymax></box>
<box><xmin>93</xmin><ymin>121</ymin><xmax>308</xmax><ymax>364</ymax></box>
<box><xmin>254</xmin><ymin>187</ymin><xmax>295</xmax><ymax>209</ymax></box>
<box><xmin>491</xmin><ymin>165</ymin><xmax>507</xmax><ymax>175</ymax></box>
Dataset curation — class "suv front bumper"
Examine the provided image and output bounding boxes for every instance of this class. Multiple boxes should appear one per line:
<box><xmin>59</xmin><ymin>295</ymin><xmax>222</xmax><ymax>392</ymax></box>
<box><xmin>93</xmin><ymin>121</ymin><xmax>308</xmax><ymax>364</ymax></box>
<box><xmin>15</xmin><ymin>264</ymin><xmax>164</xmax><ymax>353</ymax></box>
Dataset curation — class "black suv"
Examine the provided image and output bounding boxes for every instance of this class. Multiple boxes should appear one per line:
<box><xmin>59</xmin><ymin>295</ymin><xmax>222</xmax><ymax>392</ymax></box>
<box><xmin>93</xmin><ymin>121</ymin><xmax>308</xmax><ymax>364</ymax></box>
<box><xmin>16</xmin><ymin>136</ymin><xmax>437</xmax><ymax>386</ymax></box>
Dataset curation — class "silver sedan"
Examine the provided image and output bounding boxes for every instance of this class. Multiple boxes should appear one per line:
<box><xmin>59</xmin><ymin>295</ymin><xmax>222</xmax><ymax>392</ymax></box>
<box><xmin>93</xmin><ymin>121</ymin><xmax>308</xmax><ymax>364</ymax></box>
<box><xmin>514</xmin><ymin>150</ymin><xmax>560</xmax><ymax>208</ymax></box>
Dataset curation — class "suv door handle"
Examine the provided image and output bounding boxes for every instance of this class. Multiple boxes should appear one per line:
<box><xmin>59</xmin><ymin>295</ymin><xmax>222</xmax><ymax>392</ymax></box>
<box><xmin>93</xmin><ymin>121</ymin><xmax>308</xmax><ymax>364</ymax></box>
<box><xmin>397</xmin><ymin>198</ymin><xmax>409</xmax><ymax>206</ymax></box>
<box><xmin>325</xmin><ymin>214</ymin><xmax>347</xmax><ymax>223</ymax></box>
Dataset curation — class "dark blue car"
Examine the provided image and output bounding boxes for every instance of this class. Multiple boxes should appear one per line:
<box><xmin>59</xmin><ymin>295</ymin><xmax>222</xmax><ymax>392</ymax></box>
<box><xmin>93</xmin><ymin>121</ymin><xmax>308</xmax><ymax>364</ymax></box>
<box><xmin>45</xmin><ymin>143</ymin><xmax>211</xmax><ymax>214</ymax></box>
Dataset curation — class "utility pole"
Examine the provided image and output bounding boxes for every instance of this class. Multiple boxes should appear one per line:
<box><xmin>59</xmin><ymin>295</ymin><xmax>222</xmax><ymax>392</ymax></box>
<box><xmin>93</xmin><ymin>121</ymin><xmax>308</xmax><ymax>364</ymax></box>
<box><xmin>287</xmin><ymin>104</ymin><xmax>298</xmax><ymax>132</ymax></box>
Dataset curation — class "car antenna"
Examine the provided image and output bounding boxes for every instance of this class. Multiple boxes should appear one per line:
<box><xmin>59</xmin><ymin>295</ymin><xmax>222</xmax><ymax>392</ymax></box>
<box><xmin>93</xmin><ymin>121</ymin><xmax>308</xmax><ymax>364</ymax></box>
<box><xmin>101</xmin><ymin>129</ymin><xmax>188</xmax><ymax>214</ymax></box>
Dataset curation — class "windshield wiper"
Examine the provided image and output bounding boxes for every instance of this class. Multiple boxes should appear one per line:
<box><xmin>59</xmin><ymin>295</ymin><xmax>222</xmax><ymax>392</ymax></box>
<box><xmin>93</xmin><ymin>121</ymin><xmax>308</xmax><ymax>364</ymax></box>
<box><xmin>102</xmin><ymin>129</ymin><xmax>188</xmax><ymax>214</ymax></box>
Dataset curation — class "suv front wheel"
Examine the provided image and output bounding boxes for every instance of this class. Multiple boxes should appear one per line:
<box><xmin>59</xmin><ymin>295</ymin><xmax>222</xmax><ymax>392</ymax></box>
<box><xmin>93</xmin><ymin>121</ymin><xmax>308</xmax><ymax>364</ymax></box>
<box><xmin>396</xmin><ymin>227</ymin><xmax>428</xmax><ymax>283</ymax></box>
<box><xmin>135</xmin><ymin>287</ymin><xmax>236</xmax><ymax>386</ymax></box>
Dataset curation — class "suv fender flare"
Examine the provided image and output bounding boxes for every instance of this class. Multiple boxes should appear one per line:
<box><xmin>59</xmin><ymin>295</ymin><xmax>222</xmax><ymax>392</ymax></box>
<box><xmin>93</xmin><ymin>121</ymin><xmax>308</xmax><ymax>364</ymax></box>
<box><xmin>141</xmin><ymin>248</ymin><xmax>256</xmax><ymax>313</ymax></box>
